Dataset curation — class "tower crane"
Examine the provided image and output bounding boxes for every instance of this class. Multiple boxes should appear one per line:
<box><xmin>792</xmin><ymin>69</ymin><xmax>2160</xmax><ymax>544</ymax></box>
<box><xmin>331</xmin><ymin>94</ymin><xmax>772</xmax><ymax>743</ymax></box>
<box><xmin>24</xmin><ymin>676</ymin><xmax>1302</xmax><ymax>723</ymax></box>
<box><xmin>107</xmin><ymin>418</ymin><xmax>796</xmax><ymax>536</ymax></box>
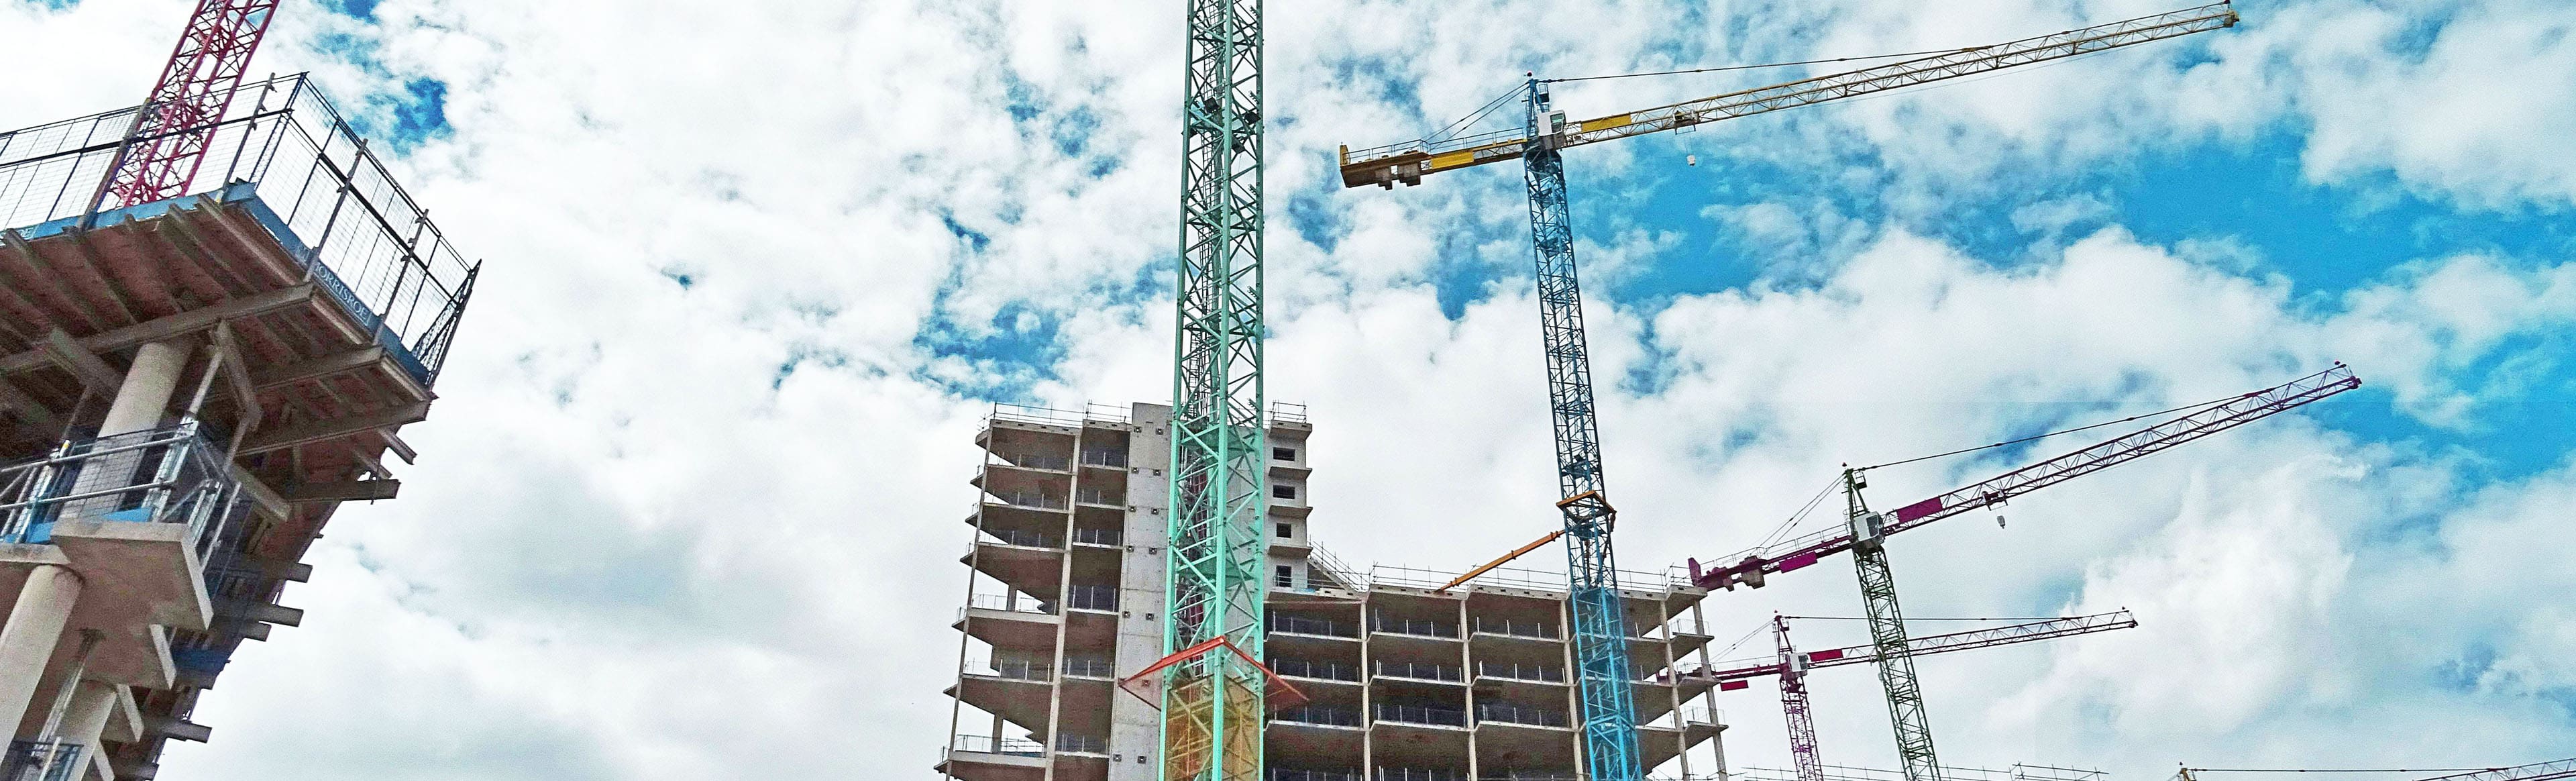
<box><xmin>1134</xmin><ymin>1</ymin><xmax>1276</xmax><ymax>780</ymax></box>
<box><xmin>1689</xmin><ymin>364</ymin><xmax>2362</xmax><ymax>781</ymax></box>
<box><xmin>87</xmin><ymin>0</ymin><xmax>282</xmax><ymax>221</ymax></box>
<box><xmin>1336</xmin><ymin>5</ymin><xmax>2239</xmax><ymax>778</ymax></box>
<box><xmin>1677</xmin><ymin>611</ymin><xmax>2139</xmax><ymax>781</ymax></box>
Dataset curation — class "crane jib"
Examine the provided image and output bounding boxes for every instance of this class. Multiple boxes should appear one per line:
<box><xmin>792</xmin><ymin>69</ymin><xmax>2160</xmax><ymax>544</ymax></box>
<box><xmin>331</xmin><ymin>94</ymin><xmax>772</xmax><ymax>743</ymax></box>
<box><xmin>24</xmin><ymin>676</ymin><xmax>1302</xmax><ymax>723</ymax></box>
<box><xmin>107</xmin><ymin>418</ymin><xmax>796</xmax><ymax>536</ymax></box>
<box><xmin>1675</xmin><ymin>610</ymin><xmax>2136</xmax><ymax>684</ymax></box>
<box><xmin>1690</xmin><ymin>364</ymin><xmax>2360</xmax><ymax>590</ymax></box>
<box><xmin>1334</xmin><ymin>1</ymin><xmax>2237</xmax><ymax>190</ymax></box>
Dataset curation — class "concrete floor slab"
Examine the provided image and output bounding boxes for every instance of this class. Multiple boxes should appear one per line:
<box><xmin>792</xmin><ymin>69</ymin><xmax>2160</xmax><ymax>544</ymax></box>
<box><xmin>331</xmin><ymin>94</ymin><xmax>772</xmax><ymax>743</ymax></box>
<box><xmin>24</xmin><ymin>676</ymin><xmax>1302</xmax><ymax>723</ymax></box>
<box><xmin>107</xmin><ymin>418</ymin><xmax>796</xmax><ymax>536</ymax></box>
<box><xmin>50</xmin><ymin>520</ymin><xmax>212</xmax><ymax>632</ymax></box>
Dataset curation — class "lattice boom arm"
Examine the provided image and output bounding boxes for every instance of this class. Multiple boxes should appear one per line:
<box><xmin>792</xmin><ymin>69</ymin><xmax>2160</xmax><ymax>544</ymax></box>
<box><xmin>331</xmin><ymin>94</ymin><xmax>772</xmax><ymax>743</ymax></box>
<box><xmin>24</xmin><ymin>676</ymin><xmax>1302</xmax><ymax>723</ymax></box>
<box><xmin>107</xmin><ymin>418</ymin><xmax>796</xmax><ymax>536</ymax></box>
<box><xmin>102</xmin><ymin>0</ymin><xmax>282</xmax><ymax>209</ymax></box>
<box><xmin>1336</xmin><ymin>1</ymin><xmax>2235</xmax><ymax>189</ymax></box>
<box><xmin>1690</xmin><ymin>365</ymin><xmax>2359</xmax><ymax>590</ymax></box>
<box><xmin>1882</xmin><ymin>365</ymin><xmax>2357</xmax><ymax>532</ymax></box>
<box><xmin>2408</xmin><ymin>760</ymin><xmax>2576</xmax><ymax>781</ymax></box>
<box><xmin>1804</xmin><ymin>610</ymin><xmax>2137</xmax><ymax>669</ymax></box>
<box><xmin>1680</xmin><ymin>611</ymin><xmax>2137</xmax><ymax>684</ymax></box>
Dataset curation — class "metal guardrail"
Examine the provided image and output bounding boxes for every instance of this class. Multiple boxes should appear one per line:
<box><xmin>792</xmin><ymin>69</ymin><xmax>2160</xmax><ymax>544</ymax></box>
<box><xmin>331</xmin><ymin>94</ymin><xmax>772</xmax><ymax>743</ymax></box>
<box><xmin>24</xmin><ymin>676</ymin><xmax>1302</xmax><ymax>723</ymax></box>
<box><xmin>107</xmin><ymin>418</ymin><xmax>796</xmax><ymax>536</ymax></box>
<box><xmin>982</xmin><ymin>528</ymin><xmax>1055</xmax><ymax>548</ymax></box>
<box><xmin>1369</xmin><ymin>562</ymin><xmax>1697</xmax><ymax>593</ymax></box>
<box><xmin>992</xmin><ymin>452</ymin><xmax>1071</xmax><ymax>471</ymax></box>
<box><xmin>1272</xmin><ymin>659</ymin><xmax>1360</xmax><ymax>682</ymax></box>
<box><xmin>1738</xmin><ymin>764</ymin><xmax>2106</xmax><ymax>781</ymax></box>
<box><xmin>988</xmin><ymin>403</ymin><xmax>1089</xmax><ymax>427</ymax></box>
<box><xmin>988</xmin><ymin>402</ymin><xmax>1137</xmax><ymax>427</ymax></box>
<box><xmin>1309</xmin><ymin>544</ymin><xmax>1366</xmax><ymax>588</ymax></box>
<box><xmin>1071</xmin><ymin>527</ymin><xmax>1122</xmax><ymax>546</ymax></box>
<box><xmin>964</xmin><ymin>593</ymin><xmax>1056</xmax><ymax>615</ymax></box>
<box><xmin>1370</xmin><ymin>616</ymin><xmax>1459</xmax><ymax>639</ymax></box>
<box><xmin>1373</xmin><ymin>703</ymin><xmax>1466</xmax><ymax>727</ymax></box>
<box><xmin>1375</xmin><ymin>768</ymin><xmax>1466</xmax><ymax>781</ymax></box>
<box><xmin>1065</xmin><ymin>584</ymin><xmax>1118</xmax><ymax>611</ymax></box>
<box><xmin>1475</xmin><ymin>661</ymin><xmax>1565</xmax><ymax>683</ymax></box>
<box><xmin>949</xmin><ymin>735</ymin><xmax>1043</xmax><ymax>757</ymax></box>
<box><xmin>1268</xmin><ymin>615</ymin><xmax>1358</xmax><ymax>638</ymax></box>
<box><xmin>1054</xmin><ymin>734</ymin><xmax>1106</xmax><ymax>753</ymax></box>
<box><xmin>1477</xmin><ymin>702</ymin><xmax>1570</xmax><ymax>727</ymax></box>
<box><xmin>0</xmin><ymin>74</ymin><xmax>476</xmax><ymax>385</ymax></box>
<box><xmin>987</xmin><ymin>491</ymin><xmax>1067</xmax><ymax>511</ymax></box>
<box><xmin>1474</xmin><ymin>618</ymin><xmax>1562</xmax><ymax>640</ymax></box>
<box><xmin>1273</xmin><ymin>771</ymin><xmax>1364</xmax><ymax>781</ymax></box>
<box><xmin>979</xmin><ymin>659</ymin><xmax>1051</xmax><ymax>682</ymax></box>
<box><xmin>1062</xmin><ymin>658</ymin><xmax>1114</xmax><ymax>678</ymax></box>
<box><xmin>0</xmin><ymin>422</ymin><xmax>243</xmax><ymax>558</ymax></box>
<box><xmin>1075</xmin><ymin>488</ymin><xmax>1123</xmax><ymax>507</ymax></box>
<box><xmin>1275</xmin><ymin>705</ymin><xmax>1363</xmax><ymax>727</ymax></box>
<box><xmin>1079</xmin><ymin>449</ymin><xmax>1128</xmax><ymax>468</ymax></box>
<box><xmin>0</xmin><ymin>741</ymin><xmax>83</xmax><ymax>781</ymax></box>
<box><xmin>1374</xmin><ymin>660</ymin><xmax>1462</xmax><ymax>682</ymax></box>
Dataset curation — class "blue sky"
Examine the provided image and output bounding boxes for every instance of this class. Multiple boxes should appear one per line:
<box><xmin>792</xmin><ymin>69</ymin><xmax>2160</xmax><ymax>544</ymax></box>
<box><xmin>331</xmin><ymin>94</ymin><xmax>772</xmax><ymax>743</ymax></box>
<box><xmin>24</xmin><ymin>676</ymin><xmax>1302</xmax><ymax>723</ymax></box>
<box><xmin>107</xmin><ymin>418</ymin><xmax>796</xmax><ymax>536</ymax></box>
<box><xmin>1</xmin><ymin>0</ymin><xmax>2572</xmax><ymax>778</ymax></box>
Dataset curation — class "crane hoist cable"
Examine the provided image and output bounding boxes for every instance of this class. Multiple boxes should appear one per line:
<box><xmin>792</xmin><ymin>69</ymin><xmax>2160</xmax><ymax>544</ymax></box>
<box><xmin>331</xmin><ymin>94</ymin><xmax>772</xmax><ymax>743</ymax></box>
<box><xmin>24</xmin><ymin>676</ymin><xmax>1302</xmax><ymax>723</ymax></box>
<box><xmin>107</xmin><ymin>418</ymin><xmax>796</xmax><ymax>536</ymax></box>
<box><xmin>1856</xmin><ymin>388</ymin><xmax>2256</xmax><ymax>473</ymax></box>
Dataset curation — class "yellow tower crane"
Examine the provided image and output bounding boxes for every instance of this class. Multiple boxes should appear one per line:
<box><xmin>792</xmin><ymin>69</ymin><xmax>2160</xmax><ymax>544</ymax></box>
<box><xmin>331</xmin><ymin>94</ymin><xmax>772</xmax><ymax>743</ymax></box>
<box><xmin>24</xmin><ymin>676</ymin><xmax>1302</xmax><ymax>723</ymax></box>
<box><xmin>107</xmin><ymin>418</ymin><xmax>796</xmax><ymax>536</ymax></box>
<box><xmin>1336</xmin><ymin>5</ymin><xmax>2239</xmax><ymax>780</ymax></box>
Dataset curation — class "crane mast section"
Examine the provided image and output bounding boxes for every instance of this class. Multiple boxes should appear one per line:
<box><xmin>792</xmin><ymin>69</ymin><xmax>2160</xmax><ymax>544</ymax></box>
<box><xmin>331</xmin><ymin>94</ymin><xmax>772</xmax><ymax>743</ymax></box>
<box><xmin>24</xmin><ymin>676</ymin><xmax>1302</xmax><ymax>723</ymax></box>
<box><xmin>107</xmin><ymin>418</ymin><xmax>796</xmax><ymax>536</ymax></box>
<box><xmin>1525</xmin><ymin>80</ymin><xmax>1643</xmax><ymax>780</ymax></box>
<box><xmin>1336</xmin><ymin>1</ymin><xmax>2235</xmax><ymax>189</ymax></box>
<box><xmin>100</xmin><ymin>0</ymin><xmax>282</xmax><ymax>210</ymax></box>
<box><xmin>1777</xmin><ymin>616</ymin><xmax>1825</xmax><ymax>781</ymax></box>
<box><xmin>1691</xmin><ymin>364</ymin><xmax>2359</xmax><ymax>590</ymax></box>
<box><xmin>1848</xmin><ymin>479</ymin><xmax>1938</xmax><ymax>781</ymax></box>
<box><xmin>1161</xmin><ymin>0</ymin><xmax>1268</xmax><ymax>778</ymax></box>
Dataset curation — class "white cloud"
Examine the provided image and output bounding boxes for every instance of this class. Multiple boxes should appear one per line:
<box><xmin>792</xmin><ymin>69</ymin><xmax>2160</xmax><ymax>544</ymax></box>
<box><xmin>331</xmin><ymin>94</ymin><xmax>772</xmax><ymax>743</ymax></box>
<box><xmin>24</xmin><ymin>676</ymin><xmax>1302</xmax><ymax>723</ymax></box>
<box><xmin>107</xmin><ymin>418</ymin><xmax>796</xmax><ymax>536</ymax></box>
<box><xmin>3</xmin><ymin>0</ymin><xmax>2573</xmax><ymax>778</ymax></box>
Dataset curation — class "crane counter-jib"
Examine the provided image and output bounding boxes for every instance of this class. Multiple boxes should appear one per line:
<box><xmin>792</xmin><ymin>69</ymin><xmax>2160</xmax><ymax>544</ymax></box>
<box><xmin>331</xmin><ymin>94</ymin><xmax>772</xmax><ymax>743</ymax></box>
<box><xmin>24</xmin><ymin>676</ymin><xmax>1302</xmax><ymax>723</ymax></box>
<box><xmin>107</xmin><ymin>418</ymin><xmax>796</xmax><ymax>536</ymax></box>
<box><xmin>1689</xmin><ymin>364</ymin><xmax>2360</xmax><ymax>591</ymax></box>
<box><xmin>1336</xmin><ymin>0</ymin><xmax>2239</xmax><ymax>189</ymax></box>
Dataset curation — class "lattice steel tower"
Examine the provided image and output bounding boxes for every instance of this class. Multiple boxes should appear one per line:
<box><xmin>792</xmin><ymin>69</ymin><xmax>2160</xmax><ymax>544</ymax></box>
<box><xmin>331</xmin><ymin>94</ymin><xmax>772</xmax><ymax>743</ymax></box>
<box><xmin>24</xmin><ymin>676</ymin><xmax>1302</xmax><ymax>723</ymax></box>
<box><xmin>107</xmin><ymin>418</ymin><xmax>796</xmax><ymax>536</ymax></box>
<box><xmin>1161</xmin><ymin>0</ymin><xmax>1268</xmax><ymax>779</ymax></box>
<box><xmin>1521</xmin><ymin>76</ymin><xmax>1644</xmax><ymax>781</ymax></box>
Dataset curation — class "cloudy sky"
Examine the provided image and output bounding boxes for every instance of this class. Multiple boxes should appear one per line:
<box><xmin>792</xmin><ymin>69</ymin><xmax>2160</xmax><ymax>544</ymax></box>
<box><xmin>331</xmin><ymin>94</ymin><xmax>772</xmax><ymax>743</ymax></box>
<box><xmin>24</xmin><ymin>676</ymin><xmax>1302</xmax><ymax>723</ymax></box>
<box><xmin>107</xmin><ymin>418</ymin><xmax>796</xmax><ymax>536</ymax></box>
<box><xmin>4</xmin><ymin>0</ymin><xmax>2574</xmax><ymax>778</ymax></box>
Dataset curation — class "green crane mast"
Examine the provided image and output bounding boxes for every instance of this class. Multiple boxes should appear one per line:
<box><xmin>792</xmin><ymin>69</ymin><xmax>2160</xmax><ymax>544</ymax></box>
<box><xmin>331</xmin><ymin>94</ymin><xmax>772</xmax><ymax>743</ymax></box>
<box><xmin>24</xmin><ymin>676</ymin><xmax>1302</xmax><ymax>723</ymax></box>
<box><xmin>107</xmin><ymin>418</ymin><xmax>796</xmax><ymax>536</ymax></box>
<box><xmin>1159</xmin><ymin>0</ymin><xmax>1269</xmax><ymax>779</ymax></box>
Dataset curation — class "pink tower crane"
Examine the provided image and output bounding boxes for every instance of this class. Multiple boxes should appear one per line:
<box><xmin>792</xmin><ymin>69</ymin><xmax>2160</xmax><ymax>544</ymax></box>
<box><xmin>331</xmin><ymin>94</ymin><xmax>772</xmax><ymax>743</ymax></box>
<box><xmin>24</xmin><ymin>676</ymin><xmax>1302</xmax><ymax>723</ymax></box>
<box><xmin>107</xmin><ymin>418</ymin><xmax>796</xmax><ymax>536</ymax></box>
<box><xmin>90</xmin><ymin>0</ymin><xmax>282</xmax><ymax>214</ymax></box>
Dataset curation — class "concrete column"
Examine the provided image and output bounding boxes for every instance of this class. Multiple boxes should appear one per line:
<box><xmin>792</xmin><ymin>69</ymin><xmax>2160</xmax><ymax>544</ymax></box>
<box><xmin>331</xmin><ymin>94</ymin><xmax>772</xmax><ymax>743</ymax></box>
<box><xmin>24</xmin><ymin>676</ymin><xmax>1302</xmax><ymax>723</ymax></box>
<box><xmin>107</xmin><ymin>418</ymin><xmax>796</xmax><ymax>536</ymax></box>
<box><xmin>60</xmin><ymin>682</ymin><xmax>117</xmax><ymax>763</ymax></box>
<box><xmin>0</xmin><ymin>566</ymin><xmax>83</xmax><ymax>733</ymax></box>
<box><xmin>97</xmin><ymin>339</ymin><xmax>191</xmax><ymax>437</ymax></box>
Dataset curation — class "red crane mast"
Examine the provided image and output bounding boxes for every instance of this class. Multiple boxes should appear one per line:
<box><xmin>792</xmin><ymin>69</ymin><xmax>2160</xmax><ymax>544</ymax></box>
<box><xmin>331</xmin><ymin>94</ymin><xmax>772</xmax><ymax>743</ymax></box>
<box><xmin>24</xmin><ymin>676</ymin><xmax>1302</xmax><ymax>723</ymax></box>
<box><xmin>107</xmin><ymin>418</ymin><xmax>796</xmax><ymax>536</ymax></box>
<box><xmin>93</xmin><ymin>0</ymin><xmax>283</xmax><ymax>212</ymax></box>
<box><xmin>1677</xmin><ymin>612</ymin><xmax>2138</xmax><ymax>781</ymax></box>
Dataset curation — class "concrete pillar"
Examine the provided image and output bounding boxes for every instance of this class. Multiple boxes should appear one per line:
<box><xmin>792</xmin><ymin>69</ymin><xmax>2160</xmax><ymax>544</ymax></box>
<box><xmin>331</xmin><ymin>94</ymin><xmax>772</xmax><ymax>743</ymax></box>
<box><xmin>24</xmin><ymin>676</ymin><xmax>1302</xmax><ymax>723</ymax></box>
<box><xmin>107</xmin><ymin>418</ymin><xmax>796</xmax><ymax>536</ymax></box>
<box><xmin>97</xmin><ymin>339</ymin><xmax>191</xmax><ymax>437</ymax></box>
<box><xmin>0</xmin><ymin>566</ymin><xmax>83</xmax><ymax>734</ymax></box>
<box><xmin>60</xmin><ymin>682</ymin><xmax>116</xmax><ymax>762</ymax></box>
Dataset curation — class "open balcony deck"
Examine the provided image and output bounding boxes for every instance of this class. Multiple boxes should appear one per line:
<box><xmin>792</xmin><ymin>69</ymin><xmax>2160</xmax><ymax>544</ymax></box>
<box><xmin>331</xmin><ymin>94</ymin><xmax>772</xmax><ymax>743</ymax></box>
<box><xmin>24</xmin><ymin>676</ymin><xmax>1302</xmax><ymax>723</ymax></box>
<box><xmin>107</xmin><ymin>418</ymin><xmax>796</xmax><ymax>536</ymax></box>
<box><xmin>0</xmin><ymin>72</ymin><xmax>478</xmax><ymax>778</ymax></box>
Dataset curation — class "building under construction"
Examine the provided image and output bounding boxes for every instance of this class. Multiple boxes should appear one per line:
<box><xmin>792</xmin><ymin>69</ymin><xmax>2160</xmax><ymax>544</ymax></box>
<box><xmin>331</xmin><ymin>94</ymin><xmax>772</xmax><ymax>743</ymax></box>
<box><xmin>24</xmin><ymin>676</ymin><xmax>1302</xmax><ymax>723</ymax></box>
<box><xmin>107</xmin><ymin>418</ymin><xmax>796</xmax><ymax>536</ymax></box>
<box><xmin>0</xmin><ymin>20</ymin><xmax>476</xmax><ymax>781</ymax></box>
<box><xmin>936</xmin><ymin>403</ymin><xmax>1726</xmax><ymax>781</ymax></box>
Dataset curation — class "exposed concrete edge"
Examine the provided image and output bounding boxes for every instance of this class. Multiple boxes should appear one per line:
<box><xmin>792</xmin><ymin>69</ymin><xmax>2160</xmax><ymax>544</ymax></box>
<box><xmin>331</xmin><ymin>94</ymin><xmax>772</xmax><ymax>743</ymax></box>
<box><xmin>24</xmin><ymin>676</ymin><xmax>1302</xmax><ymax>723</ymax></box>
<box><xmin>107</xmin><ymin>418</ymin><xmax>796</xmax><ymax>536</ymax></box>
<box><xmin>0</xmin><ymin>544</ymin><xmax>76</xmax><ymax>568</ymax></box>
<box><xmin>48</xmin><ymin>521</ymin><xmax>214</xmax><ymax>632</ymax></box>
<box><xmin>104</xmin><ymin>685</ymin><xmax>142</xmax><ymax>743</ymax></box>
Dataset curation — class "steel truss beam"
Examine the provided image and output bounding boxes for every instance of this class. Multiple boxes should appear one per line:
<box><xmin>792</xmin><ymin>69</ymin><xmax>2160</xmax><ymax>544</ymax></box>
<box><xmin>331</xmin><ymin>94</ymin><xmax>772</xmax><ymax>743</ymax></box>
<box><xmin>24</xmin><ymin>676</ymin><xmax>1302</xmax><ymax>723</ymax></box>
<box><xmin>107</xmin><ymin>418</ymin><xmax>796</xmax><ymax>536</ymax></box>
<box><xmin>1525</xmin><ymin>78</ymin><xmax>1642</xmax><ymax>781</ymax></box>
<box><xmin>1162</xmin><ymin>0</ymin><xmax>1267</xmax><ymax>779</ymax></box>
<box><xmin>98</xmin><ymin>0</ymin><xmax>282</xmax><ymax>211</ymax></box>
